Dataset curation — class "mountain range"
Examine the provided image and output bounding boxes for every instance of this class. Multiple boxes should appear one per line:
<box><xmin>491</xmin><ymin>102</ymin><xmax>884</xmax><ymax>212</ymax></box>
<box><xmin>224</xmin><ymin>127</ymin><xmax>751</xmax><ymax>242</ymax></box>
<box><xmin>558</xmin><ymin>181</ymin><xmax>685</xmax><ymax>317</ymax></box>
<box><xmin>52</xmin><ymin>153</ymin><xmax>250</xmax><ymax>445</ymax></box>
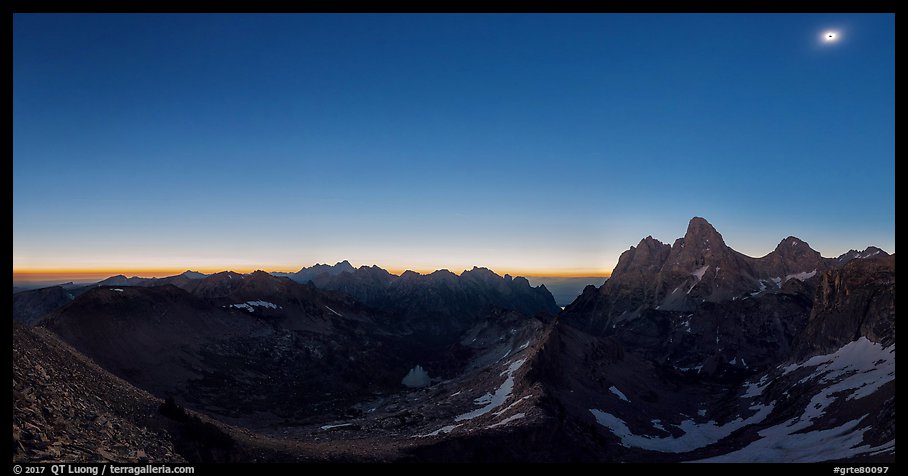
<box><xmin>12</xmin><ymin>217</ymin><xmax>894</xmax><ymax>463</ymax></box>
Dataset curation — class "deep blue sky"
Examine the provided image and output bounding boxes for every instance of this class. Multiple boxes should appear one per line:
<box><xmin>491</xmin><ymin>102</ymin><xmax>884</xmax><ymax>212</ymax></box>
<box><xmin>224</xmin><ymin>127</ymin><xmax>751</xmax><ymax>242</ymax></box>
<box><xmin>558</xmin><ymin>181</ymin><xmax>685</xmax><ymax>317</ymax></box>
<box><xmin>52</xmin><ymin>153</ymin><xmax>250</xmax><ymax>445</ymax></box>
<box><xmin>13</xmin><ymin>14</ymin><xmax>894</xmax><ymax>277</ymax></box>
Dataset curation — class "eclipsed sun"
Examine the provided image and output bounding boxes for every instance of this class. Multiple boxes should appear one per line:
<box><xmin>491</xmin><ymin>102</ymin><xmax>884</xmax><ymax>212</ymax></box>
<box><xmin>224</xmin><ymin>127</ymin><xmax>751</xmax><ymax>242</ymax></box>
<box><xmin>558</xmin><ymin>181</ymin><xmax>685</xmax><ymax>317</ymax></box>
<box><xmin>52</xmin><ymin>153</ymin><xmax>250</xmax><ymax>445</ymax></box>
<box><xmin>821</xmin><ymin>30</ymin><xmax>841</xmax><ymax>44</ymax></box>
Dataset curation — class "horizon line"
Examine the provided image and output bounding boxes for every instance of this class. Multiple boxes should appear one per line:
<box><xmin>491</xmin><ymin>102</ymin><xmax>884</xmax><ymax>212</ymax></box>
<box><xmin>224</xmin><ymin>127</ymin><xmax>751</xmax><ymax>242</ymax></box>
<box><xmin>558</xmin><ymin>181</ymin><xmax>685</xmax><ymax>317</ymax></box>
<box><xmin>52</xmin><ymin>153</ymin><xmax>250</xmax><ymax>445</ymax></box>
<box><xmin>12</xmin><ymin>265</ymin><xmax>613</xmax><ymax>283</ymax></box>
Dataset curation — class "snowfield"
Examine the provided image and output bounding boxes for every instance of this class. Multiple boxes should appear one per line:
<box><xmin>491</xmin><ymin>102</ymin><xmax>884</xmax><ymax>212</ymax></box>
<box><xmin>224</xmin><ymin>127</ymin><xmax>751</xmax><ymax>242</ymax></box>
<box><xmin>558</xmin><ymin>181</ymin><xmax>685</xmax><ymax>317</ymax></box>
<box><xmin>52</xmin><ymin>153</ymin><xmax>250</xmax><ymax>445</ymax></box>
<box><xmin>591</xmin><ymin>337</ymin><xmax>894</xmax><ymax>460</ymax></box>
<box><xmin>590</xmin><ymin>403</ymin><xmax>774</xmax><ymax>453</ymax></box>
<box><xmin>705</xmin><ymin>338</ymin><xmax>895</xmax><ymax>462</ymax></box>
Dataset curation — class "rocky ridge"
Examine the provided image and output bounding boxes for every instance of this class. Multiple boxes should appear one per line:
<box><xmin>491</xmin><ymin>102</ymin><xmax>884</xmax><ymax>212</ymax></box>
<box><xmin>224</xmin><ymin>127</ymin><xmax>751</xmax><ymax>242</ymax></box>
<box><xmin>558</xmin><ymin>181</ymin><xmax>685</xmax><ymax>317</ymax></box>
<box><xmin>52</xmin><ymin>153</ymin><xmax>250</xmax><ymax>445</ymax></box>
<box><xmin>13</xmin><ymin>324</ymin><xmax>183</xmax><ymax>463</ymax></box>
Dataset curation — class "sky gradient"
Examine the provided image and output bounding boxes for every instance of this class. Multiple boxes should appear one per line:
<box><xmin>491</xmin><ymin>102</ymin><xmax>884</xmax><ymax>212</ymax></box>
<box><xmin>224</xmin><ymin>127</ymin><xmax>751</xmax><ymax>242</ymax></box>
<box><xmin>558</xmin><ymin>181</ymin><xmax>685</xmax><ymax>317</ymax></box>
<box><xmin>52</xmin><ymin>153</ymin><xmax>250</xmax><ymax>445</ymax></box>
<box><xmin>13</xmin><ymin>14</ymin><xmax>895</xmax><ymax>281</ymax></box>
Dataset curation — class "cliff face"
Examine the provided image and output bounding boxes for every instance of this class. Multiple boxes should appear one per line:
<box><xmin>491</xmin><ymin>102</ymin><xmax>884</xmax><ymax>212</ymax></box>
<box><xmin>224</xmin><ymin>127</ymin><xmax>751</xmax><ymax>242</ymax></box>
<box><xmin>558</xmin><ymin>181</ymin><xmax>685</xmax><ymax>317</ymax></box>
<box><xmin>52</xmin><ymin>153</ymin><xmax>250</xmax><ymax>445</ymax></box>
<box><xmin>795</xmin><ymin>254</ymin><xmax>895</xmax><ymax>358</ymax></box>
<box><xmin>600</xmin><ymin>235</ymin><xmax>672</xmax><ymax>318</ymax></box>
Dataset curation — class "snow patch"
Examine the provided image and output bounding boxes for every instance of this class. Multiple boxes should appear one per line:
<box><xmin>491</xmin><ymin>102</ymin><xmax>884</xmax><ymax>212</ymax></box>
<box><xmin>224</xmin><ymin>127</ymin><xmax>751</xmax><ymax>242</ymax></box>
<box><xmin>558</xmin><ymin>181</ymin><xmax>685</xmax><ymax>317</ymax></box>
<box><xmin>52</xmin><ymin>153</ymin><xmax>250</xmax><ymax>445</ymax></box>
<box><xmin>418</xmin><ymin>424</ymin><xmax>461</xmax><ymax>438</ymax></box>
<box><xmin>609</xmin><ymin>386</ymin><xmax>630</xmax><ymax>402</ymax></box>
<box><xmin>698</xmin><ymin>417</ymin><xmax>888</xmax><ymax>463</ymax></box>
<box><xmin>677</xmin><ymin>365</ymin><xmax>703</xmax><ymax>374</ymax></box>
<box><xmin>229</xmin><ymin>301</ymin><xmax>281</xmax><ymax>312</ymax></box>
<box><xmin>687</xmin><ymin>266</ymin><xmax>709</xmax><ymax>294</ymax></box>
<box><xmin>455</xmin><ymin>359</ymin><xmax>526</xmax><ymax>421</ymax></box>
<box><xmin>590</xmin><ymin>403</ymin><xmax>774</xmax><ymax>453</ymax></box>
<box><xmin>486</xmin><ymin>413</ymin><xmax>526</xmax><ymax>429</ymax></box>
<box><xmin>111</xmin><ymin>289</ymin><xmax>124</xmax><ymax>292</ymax></box>
<box><xmin>493</xmin><ymin>395</ymin><xmax>532</xmax><ymax>417</ymax></box>
<box><xmin>784</xmin><ymin>270</ymin><xmax>817</xmax><ymax>283</ymax></box>
<box><xmin>320</xmin><ymin>423</ymin><xmax>353</xmax><ymax>430</ymax></box>
<box><xmin>742</xmin><ymin>375</ymin><xmax>770</xmax><ymax>398</ymax></box>
<box><xmin>324</xmin><ymin>305</ymin><xmax>342</xmax><ymax>317</ymax></box>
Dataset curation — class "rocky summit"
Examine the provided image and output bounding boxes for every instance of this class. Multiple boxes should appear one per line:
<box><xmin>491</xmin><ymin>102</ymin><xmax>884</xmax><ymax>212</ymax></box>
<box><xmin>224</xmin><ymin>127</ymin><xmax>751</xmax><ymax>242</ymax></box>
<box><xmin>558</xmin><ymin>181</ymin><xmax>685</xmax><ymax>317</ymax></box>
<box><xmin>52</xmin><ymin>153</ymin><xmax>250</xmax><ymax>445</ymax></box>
<box><xmin>12</xmin><ymin>218</ymin><xmax>894</xmax><ymax>463</ymax></box>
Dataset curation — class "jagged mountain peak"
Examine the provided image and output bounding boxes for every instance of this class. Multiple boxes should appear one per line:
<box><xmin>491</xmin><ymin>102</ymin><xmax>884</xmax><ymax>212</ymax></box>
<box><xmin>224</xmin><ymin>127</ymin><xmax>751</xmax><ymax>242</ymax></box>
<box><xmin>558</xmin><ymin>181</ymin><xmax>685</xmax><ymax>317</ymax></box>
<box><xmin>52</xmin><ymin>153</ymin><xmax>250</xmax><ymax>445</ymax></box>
<box><xmin>588</xmin><ymin>217</ymin><xmax>825</xmax><ymax>320</ymax></box>
<box><xmin>837</xmin><ymin>246</ymin><xmax>889</xmax><ymax>264</ymax></box>
<box><xmin>295</xmin><ymin>260</ymin><xmax>354</xmax><ymax>273</ymax></box>
<box><xmin>777</xmin><ymin>235</ymin><xmax>805</xmax><ymax>247</ymax></box>
<box><xmin>180</xmin><ymin>270</ymin><xmax>207</xmax><ymax>279</ymax></box>
<box><xmin>461</xmin><ymin>266</ymin><xmax>501</xmax><ymax>282</ymax></box>
<box><xmin>331</xmin><ymin>260</ymin><xmax>356</xmax><ymax>273</ymax></box>
<box><xmin>247</xmin><ymin>269</ymin><xmax>280</xmax><ymax>280</ymax></box>
<box><xmin>465</xmin><ymin>265</ymin><xmax>497</xmax><ymax>273</ymax></box>
<box><xmin>427</xmin><ymin>269</ymin><xmax>458</xmax><ymax>282</ymax></box>
<box><xmin>682</xmin><ymin>216</ymin><xmax>726</xmax><ymax>248</ymax></box>
<box><xmin>208</xmin><ymin>270</ymin><xmax>245</xmax><ymax>280</ymax></box>
<box><xmin>355</xmin><ymin>265</ymin><xmax>394</xmax><ymax>277</ymax></box>
<box><xmin>97</xmin><ymin>274</ymin><xmax>128</xmax><ymax>285</ymax></box>
<box><xmin>96</xmin><ymin>274</ymin><xmax>147</xmax><ymax>287</ymax></box>
<box><xmin>609</xmin><ymin>237</ymin><xmax>671</xmax><ymax>282</ymax></box>
<box><xmin>638</xmin><ymin>235</ymin><xmax>665</xmax><ymax>248</ymax></box>
<box><xmin>514</xmin><ymin>275</ymin><xmax>532</xmax><ymax>285</ymax></box>
<box><xmin>773</xmin><ymin>236</ymin><xmax>819</xmax><ymax>254</ymax></box>
<box><xmin>567</xmin><ymin>217</ymin><xmax>894</xmax><ymax>330</ymax></box>
<box><xmin>291</xmin><ymin>260</ymin><xmax>357</xmax><ymax>283</ymax></box>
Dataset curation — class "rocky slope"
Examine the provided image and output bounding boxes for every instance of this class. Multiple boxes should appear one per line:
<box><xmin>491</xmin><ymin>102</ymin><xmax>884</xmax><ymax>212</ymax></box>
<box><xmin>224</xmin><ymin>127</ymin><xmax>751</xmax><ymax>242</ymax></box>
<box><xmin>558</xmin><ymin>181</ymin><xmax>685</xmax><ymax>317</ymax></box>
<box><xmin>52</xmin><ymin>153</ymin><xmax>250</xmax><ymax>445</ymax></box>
<box><xmin>13</xmin><ymin>286</ymin><xmax>75</xmax><ymax>325</ymax></box>
<box><xmin>41</xmin><ymin>285</ymin><xmax>268</xmax><ymax>396</ymax></box>
<box><xmin>13</xmin><ymin>324</ymin><xmax>183</xmax><ymax>463</ymax></box>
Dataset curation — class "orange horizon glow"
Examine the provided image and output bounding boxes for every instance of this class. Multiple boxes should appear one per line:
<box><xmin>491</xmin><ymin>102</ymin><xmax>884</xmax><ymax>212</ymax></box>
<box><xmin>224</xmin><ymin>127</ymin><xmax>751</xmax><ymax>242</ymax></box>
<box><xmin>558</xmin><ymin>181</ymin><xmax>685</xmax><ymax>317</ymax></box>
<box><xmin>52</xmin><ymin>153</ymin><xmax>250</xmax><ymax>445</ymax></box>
<box><xmin>12</xmin><ymin>265</ymin><xmax>611</xmax><ymax>282</ymax></box>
